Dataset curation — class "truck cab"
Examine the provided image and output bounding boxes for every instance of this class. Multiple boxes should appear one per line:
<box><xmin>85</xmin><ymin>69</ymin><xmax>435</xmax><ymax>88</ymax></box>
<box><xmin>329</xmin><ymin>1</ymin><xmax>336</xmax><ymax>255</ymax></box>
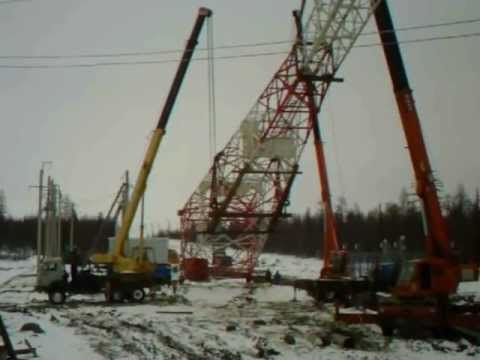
<box><xmin>36</xmin><ymin>258</ymin><xmax>67</xmax><ymax>289</ymax></box>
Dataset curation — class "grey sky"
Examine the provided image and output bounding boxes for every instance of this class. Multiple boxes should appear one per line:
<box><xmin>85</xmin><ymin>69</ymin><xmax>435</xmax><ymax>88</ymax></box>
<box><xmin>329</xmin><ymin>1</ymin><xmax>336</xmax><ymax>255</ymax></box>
<box><xmin>1</xmin><ymin>0</ymin><xmax>479</xmax><ymax>234</ymax></box>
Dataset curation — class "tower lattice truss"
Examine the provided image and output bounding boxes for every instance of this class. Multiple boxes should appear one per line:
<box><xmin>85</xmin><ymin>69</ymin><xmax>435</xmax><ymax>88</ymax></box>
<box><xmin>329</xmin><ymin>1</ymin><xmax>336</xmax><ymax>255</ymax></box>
<box><xmin>179</xmin><ymin>0</ymin><xmax>381</xmax><ymax>276</ymax></box>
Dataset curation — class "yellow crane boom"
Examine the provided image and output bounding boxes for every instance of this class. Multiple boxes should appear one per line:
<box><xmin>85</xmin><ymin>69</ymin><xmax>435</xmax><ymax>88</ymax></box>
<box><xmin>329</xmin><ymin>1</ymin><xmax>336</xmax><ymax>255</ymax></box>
<box><xmin>91</xmin><ymin>7</ymin><xmax>212</xmax><ymax>273</ymax></box>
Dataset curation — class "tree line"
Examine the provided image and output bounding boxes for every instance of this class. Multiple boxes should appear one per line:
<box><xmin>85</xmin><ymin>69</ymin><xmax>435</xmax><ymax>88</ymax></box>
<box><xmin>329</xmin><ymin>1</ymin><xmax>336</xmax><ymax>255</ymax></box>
<box><xmin>264</xmin><ymin>186</ymin><xmax>480</xmax><ymax>263</ymax></box>
<box><xmin>1</xmin><ymin>186</ymin><xmax>479</xmax><ymax>263</ymax></box>
<box><xmin>0</xmin><ymin>213</ymin><xmax>114</xmax><ymax>257</ymax></box>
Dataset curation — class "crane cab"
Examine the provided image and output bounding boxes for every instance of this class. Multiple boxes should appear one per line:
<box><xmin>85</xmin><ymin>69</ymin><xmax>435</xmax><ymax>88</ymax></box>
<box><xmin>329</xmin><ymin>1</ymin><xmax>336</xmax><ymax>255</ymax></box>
<box><xmin>393</xmin><ymin>258</ymin><xmax>460</xmax><ymax>298</ymax></box>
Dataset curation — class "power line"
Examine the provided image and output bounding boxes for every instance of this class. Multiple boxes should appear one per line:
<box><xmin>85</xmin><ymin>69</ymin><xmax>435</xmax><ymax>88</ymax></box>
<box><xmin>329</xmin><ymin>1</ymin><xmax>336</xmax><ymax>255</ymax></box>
<box><xmin>0</xmin><ymin>0</ymin><xmax>32</xmax><ymax>4</ymax></box>
<box><xmin>0</xmin><ymin>31</ymin><xmax>479</xmax><ymax>69</ymax></box>
<box><xmin>361</xmin><ymin>17</ymin><xmax>480</xmax><ymax>36</ymax></box>
<box><xmin>357</xmin><ymin>31</ymin><xmax>480</xmax><ymax>48</ymax></box>
<box><xmin>0</xmin><ymin>41</ymin><xmax>289</xmax><ymax>60</ymax></box>
<box><xmin>0</xmin><ymin>17</ymin><xmax>479</xmax><ymax>60</ymax></box>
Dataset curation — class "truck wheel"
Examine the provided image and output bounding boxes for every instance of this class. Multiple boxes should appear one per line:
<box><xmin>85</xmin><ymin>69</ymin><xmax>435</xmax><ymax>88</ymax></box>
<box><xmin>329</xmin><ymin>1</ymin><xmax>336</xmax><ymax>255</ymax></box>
<box><xmin>131</xmin><ymin>288</ymin><xmax>145</xmax><ymax>303</ymax></box>
<box><xmin>48</xmin><ymin>289</ymin><xmax>66</xmax><ymax>305</ymax></box>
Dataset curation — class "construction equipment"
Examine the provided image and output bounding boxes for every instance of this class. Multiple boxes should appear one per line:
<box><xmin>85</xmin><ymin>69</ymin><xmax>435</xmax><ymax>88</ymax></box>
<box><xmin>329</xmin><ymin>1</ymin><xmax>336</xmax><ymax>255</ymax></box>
<box><xmin>336</xmin><ymin>0</ymin><xmax>480</xmax><ymax>335</ymax></box>
<box><xmin>293</xmin><ymin>3</ymin><xmax>374</xmax><ymax>301</ymax></box>
<box><xmin>38</xmin><ymin>7</ymin><xmax>212</xmax><ymax>304</ymax></box>
<box><xmin>179</xmin><ymin>0</ymin><xmax>382</xmax><ymax>280</ymax></box>
<box><xmin>36</xmin><ymin>177</ymin><xmax>125</xmax><ymax>304</ymax></box>
<box><xmin>90</xmin><ymin>6</ymin><xmax>212</xmax><ymax>303</ymax></box>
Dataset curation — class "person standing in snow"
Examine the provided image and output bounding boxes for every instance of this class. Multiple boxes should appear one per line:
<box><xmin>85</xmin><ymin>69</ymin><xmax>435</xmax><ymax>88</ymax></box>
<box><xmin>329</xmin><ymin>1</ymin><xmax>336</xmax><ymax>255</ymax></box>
<box><xmin>273</xmin><ymin>270</ymin><xmax>281</xmax><ymax>285</ymax></box>
<box><xmin>265</xmin><ymin>269</ymin><xmax>272</xmax><ymax>283</ymax></box>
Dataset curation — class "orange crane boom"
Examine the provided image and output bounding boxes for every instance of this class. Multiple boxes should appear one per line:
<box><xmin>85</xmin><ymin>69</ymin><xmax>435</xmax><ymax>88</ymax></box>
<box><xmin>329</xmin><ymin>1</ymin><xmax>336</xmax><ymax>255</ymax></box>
<box><xmin>373</xmin><ymin>0</ymin><xmax>451</xmax><ymax>262</ymax></box>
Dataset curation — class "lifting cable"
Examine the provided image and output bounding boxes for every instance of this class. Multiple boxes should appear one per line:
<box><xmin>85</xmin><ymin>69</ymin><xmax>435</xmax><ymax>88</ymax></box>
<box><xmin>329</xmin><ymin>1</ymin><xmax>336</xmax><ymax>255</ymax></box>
<box><xmin>207</xmin><ymin>16</ymin><xmax>217</xmax><ymax>162</ymax></box>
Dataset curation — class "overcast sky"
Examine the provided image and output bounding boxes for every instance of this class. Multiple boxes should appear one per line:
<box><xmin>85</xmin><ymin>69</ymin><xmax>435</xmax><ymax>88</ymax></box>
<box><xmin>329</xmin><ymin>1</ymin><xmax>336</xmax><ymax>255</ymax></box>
<box><xmin>1</xmin><ymin>0</ymin><xmax>479</xmax><ymax>234</ymax></box>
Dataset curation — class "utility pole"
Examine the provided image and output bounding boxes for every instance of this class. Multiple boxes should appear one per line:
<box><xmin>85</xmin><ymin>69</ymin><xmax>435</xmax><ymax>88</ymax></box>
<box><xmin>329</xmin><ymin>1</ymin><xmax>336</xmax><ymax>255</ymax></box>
<box><xmin>69</xmin><ymin>203</ymin><xmax>74</xmax><ymax>253</ymax></box>
<box><xmin>36</xmin><ymin>167</ymin><xmax>44</xmax><ymax>280</ymax></box>
<box><xmin>46</xmin><ymin>177</ymin><xmax>52</xmax><ymax>257</ymax></box>
<box><xmin>57</xmin><ymin>188</ymin><xmax>62</xmax><ymax>257</ymax></box>
<box><xmin>34</xmin><ymin>161</ymin><xmax>51</xmax><ymax>282</ymax></box>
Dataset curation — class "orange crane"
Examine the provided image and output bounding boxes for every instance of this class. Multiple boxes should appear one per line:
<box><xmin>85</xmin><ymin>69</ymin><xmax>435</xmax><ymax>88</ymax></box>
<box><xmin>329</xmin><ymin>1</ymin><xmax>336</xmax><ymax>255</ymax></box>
<box><xmin>292</xmin><ymin>5</ymin><xmax>372</xmax><ymax>302</ymax></box>
<box><xmin>375</xmin><ymin>0</ymin><xmax>458</xmax><ymax>299</ymax></box>
<box><xmin>311</xmin><ymin>104</ymin><xmax>346</xmax><ymax>280</ymax></box>
<box><xmin>337</xmin><ymin>0</ymin><xmax>480</xmax><ymax>335</ymax></box>
<box><xmin>295</xmin><ymin>0</ymin><xmax>345</xmax><ymax>281</ymax></box>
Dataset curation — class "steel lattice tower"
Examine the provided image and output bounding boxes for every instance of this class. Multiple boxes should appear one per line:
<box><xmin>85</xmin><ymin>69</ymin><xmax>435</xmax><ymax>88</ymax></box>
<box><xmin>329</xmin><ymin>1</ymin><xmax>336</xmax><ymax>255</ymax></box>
<box><xmin>179</xmin><ymin>0</ymin><xmax>381</xmax><ymax>278</ymax></box>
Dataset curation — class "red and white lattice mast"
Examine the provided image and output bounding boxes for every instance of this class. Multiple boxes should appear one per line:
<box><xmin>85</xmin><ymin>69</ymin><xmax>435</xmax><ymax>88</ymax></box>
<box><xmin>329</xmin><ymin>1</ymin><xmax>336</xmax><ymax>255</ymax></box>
<box><xmin>179</xmin><ymin>0</ymin><xmax>381</xmax><ymax>279</ymax></box>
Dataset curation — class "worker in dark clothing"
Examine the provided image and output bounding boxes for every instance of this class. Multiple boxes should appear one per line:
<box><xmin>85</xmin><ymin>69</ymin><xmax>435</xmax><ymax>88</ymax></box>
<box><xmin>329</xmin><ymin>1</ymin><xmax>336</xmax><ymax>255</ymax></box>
<box><xmin>273</xmin><ymin>270</ymin><xmax>281</xmax><ymax>285</ymax></box>
<box><xmin>265</xmin><ymin>269</ymin><xmax>272</xmax><ymax>283</ymax></box>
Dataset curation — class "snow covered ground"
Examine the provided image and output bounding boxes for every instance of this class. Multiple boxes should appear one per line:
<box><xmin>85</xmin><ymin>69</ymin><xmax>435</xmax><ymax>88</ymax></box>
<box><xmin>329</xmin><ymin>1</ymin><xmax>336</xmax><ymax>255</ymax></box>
<box><xmin>0</xmin><ymin>246</ymin><xmax>479</xmax><ymax>359</ymax></box>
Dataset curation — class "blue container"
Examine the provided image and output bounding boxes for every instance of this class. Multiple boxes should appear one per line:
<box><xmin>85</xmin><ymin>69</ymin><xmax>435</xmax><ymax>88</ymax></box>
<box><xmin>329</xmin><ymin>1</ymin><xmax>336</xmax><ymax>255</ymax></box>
<box><xmin>153</xmin><ymin>264</ymin><xmax>171</xmax><ymax>281</ymax></box>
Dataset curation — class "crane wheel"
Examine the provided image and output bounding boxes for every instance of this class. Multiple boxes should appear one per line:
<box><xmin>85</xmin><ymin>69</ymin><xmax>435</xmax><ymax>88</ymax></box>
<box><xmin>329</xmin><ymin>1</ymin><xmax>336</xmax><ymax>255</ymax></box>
<box><xmin>48</xmin><ymin>289</ymin><xmax>66</xmax><ymax>305</ymax></box>
<box><xmin>131</xmin><ymin>288</ymin><xmax>146</xmax><ymax>303</ymax></box>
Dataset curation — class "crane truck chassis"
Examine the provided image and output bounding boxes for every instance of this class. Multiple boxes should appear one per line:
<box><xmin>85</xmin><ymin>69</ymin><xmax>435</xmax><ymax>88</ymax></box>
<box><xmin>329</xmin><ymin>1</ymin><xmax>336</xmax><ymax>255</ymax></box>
<box><xmin>36</xmin><ymin>253</ymin><xmax>177</xmax><ymax>304</ymax></box>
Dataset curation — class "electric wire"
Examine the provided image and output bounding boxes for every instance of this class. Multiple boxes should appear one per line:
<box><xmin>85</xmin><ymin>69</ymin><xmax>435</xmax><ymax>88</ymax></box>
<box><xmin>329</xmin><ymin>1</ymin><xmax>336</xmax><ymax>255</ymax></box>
<box><xmin>0</xmin><ymin>17</ymin><xmax>479</xmax><ymax>61</ymax></box>
<box><xmin>360</xmin><ymin>17</ymin><xmax>480</xmax><ymax>36</ymax></box>
<box><xmin>0</xmin><ymin>0</ymin><xmax>31</xmax><ymax>4</ymax></box>
<box><xmin>0</xmin><ymin>40</ymin><xmax>290</xmax><ymax>60</ymax></box>
<box><xmin>356</xmin><ymin>31</ymin><xmax>480</xmax><ymax>48</ymax></box>
<box><xmin>0</xmin><ymin>31</ymin><xmax>479</xmax><ymax>69</ymax></box>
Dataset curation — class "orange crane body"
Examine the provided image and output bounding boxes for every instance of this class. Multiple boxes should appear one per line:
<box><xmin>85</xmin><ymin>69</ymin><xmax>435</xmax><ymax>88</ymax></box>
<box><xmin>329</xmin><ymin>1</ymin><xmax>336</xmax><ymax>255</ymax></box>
<box><xmin>310</xmin><ymin>95</ymin><xmax>344</xmax><ymax>279</ymax></box>
<box><xmin>373</xmin><ymin>0</ymin><xmax>460</xmax><ymax>298</ymax></box>
<box><xmin>336</xmin><ymin>2</ymin><xmax>480</xmax><ymax>335</ymax></box>
<box><xmin>302</xmin><ymin>73</ymin><xmax>343</xmax><ymax>279</ymax></box>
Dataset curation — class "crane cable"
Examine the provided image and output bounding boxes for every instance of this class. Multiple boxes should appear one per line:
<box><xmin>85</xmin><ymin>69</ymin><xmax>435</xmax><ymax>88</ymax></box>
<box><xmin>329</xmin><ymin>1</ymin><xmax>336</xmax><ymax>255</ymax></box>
<box><xmin>207</xmin><ymin>16</ymin><xmax>217</xmax><ymax>162</ymax></box>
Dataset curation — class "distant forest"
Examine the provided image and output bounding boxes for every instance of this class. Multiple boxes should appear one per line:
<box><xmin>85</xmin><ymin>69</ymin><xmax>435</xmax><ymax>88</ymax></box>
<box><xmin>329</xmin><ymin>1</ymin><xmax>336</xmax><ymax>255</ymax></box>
<box><xmin>0</xmin><ymin>190</ymin><xmax>114</xmax><ymax>255</ymax></box>
<box><xmin>264</xmin><ymin>186</ymin><xmax>480</xmax><ymax>263</ymax></box>
<box><xmin>1</xmin><ymin>186</ymin><xmax>479</xmax><ymax>263</ymax></box>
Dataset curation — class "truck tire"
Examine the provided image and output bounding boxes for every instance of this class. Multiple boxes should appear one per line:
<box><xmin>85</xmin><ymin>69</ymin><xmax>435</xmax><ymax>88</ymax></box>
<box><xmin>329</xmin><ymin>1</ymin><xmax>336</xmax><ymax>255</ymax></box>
<box><xmin>48</xmin><ymin>289</ymin><xmax>66</xmax><ymax>305</ymax></box>
<box><xmin>131</xmin><ymin>288</ymin><xmax>145</xmax><ymax>303</ymax></box>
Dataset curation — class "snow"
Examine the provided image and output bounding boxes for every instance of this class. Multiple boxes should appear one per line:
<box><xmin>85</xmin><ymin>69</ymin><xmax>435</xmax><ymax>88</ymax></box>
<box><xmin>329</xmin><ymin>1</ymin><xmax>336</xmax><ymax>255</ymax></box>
<box><xmin>0</xmin><ymin>257</ymin><xmax>35</xmax><ymax>285</ymax></box>
<box><xmin>459</xmin><ymin>278</ymin><xmax>480</xmax><ymax>297</ymax></box>
<box><xmin>1</xmin><ymin>251</ymin><xmax>479</xmax><ymax>359</ymax></box>
<box><xmin>257</xmin><ymin>252</ymin><xmax>323</xmax><ymax>280</ymax></box>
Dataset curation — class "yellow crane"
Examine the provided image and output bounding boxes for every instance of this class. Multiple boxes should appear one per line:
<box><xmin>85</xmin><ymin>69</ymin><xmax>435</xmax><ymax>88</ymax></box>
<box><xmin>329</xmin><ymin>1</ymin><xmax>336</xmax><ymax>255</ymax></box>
<box><xmin>90</xmin><ymin>7</ymin><xmax>212</xmax><ymax>302</ymax></box>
